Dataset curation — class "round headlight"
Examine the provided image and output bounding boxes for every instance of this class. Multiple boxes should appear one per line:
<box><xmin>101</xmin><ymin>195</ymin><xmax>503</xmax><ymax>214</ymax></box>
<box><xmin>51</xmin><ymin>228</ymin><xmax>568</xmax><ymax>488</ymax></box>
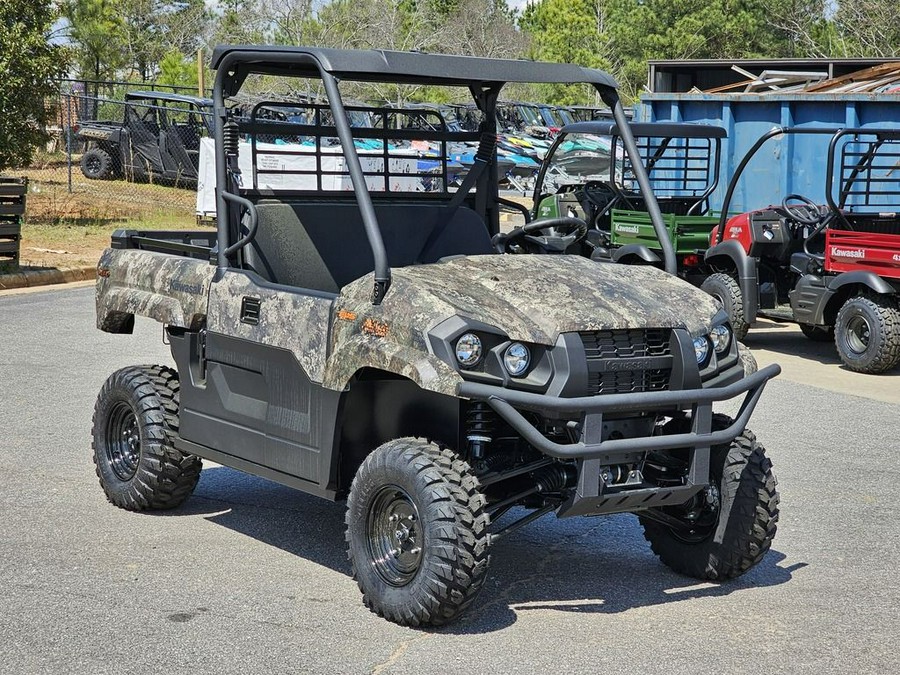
<box><xmin>503</xmin><ymin>342</ymin><xmax>530</xmax><ymax>377</ymax></box>
<box><xmin>709</xmin><ymin>324</ymin><xmax>731</xmax><ymax>354</ymax></box>
<box><xmin>455</xmin><ymin>333</ymin><xmax>482</xmax><ymax>367</ymax></box>
<box><xmin>693</xmin><ymin>336</ymin><xmax>710</xmax><ymax>365</ymax></box>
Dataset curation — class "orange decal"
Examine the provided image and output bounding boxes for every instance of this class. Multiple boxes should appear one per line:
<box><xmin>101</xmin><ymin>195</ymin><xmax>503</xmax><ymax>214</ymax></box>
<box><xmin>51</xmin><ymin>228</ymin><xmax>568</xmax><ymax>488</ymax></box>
<box><xmin>337</xmin><ymin>309</ymin><xmax>357</xmax><ymax>321</ymax></box>
<box><xmin>361</xmin><ymin>318</ymin><xmax>389</xmax><ymax>338</ymax></box>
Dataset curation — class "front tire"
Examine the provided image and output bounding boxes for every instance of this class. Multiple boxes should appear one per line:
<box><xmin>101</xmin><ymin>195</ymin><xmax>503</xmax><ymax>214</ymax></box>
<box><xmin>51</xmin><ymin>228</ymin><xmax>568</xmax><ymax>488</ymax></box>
<box><xmin>834</xmin><ymin>294</ymin><xmax>900</xmax><ymax>374</ymax></box>
<box><xmin>737</xmin><ymin>341</ymin><xmax>757</xmax><ymax>376</ymax></box>
<box><xmin>701</xmin><ymin>273</ymin><xmax>749</xmax><ymax>339</ymax></box>
<box><xmin>640</xmin><ymin>416</ymin><xmax>779</xmax><ymax>580</ymax></box>
<box><xmin>92</xmin><ymin>365</ymin><xmax>201</xmax><ymax>510</ymax></box>
<box><xmin>346</xmin><ymin>439</ymin><xmax>490</xmax><ymax>626</ymax></box>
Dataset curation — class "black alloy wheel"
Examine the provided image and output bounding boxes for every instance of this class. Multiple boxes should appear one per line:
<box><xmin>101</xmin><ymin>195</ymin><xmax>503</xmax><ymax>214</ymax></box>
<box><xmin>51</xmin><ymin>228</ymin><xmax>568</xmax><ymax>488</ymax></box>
<box><xmin>367</xmin><ymin>486</ymin><xmax>425</xmax><ymax>587</ymax></box>
<box><xmin>104</xmin><ymin>401</ymin><xmax>141</xmax><ymax>481</ymax></box>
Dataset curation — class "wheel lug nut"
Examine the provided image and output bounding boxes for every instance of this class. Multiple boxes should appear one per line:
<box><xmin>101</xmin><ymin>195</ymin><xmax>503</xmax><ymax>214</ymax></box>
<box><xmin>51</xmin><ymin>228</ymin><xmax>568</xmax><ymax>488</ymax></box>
<box><xmin>388</xmin><ymin>514</ymin><xmax>398</xmax><ymax>522</ymax></box>
<box><xmin>406</xmin><ymin>515</ymin><xmax>415</xmax><ymax>521</ymax></box>
<box><xmin>410</xmin><ymin>547</ymin><xmax>421</xmax><ymax>555</ymax></box>
<box><xmin>391</xmin><ymin>548</ymin><xmax>400</xmax><ymax>557</ymax></box>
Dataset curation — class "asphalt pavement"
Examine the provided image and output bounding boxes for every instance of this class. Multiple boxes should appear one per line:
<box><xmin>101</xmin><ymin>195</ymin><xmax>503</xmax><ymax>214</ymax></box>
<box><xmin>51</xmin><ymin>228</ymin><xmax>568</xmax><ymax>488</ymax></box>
<box><xmin>1</xmin><ymin>285</ymin><xmax>898</xmax><ymax>674</ymax></box>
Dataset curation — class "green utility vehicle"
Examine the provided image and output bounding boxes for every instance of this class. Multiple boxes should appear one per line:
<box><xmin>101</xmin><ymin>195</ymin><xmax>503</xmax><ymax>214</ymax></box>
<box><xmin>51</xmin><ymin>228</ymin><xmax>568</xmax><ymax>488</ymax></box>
<box><xmin>533</xmin><ymin>122</ymin><xmax>725</xmax><ymax>268</ymax></box>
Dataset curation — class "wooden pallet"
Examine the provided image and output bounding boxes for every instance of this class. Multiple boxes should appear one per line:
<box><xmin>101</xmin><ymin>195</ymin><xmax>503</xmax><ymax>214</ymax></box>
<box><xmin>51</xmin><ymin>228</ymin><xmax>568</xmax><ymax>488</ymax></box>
<box><xmin>0</xmin><ymin>177</ymin><xmax>26</xmax><ymax>263</ymax></box>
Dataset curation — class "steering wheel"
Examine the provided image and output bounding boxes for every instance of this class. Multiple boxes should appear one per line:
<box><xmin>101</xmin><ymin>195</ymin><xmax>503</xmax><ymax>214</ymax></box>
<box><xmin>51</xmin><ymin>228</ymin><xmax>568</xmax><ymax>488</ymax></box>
<box><xmin>492</xmin><ymin>216</ymin><xmax>588</xmax><ymax>254</ymax></box>
<box><xmin>781</xmin><ymin>194</ymin><xmax>824</xmax><ymax>225</ymax></box>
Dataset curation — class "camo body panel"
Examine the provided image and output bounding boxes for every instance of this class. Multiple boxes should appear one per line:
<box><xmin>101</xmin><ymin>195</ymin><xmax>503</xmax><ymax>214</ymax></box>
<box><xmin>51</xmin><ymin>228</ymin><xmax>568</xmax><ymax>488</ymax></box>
<box><xmin>96</xmin><ymin>248</ymin><xmax>213</xmax><ymax>332</ymax></box>
<box><xmin>322</xmin><ymin>332</ymin><xmax>462</xmax><ymax>394</ymax></box>
<box><xmin>335</xmin><ymin>254</ymin><xmax>720</xmax><ymax>344</ymax></box>
<box><xmin>206</xmin><ymin>271</ymin><xmax>335</xmax><ymax>384</ymax></box>
<box><xmin>325</xmin><ymin>254</ymin><xmax>721</xmax><ymax>393</ymax></box>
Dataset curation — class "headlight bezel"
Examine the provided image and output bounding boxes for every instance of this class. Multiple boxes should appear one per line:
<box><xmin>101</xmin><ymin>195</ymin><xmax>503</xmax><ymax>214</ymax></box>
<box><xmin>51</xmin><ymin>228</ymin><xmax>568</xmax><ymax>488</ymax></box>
<box><xmin>709</xmin><ymin>323</ymin><xmax>732</xmax><ymax>354</ymax></box>
<box><xmin>693</xmin><ymin>335</ymin><xmax>710</xmax><ymax>365</ymax></box>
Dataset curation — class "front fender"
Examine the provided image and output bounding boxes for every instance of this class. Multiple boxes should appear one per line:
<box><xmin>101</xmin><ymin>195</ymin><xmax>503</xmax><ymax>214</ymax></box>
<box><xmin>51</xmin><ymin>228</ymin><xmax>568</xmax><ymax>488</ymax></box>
<box><xmin>705</xmin><ymin>240</ymin><xmax>759</xmax><ymax>322</ymax></box>
<box><xmin>322</xmin><ymin>334</ymin><xmax>463</xmax><ymax>396</ymax></box>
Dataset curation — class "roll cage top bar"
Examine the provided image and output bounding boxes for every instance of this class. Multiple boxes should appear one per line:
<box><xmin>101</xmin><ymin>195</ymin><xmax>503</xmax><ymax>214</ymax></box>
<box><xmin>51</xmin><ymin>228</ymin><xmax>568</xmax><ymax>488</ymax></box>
<box><xmin>211</xmin><ymin>46</ymin><xmax>676</xmax><ymax>303</ymax></box>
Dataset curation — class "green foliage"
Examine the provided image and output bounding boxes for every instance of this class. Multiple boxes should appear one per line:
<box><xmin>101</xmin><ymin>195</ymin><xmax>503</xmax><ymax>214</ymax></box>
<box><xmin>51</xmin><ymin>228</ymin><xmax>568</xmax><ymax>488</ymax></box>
<box><xmin>64</xmin><ymin>0</ymin><xmax>211</xmax><ymax>82</ymax></box>
<box><xmin>56</xmin><ymin>0</ymin><xmax>900</xmax><ymax>111</ymax></box>
<box><xmin>832</xmin><ymin>0</ymin><xmax>900</xmax><ymax>57</ymax></box>
<box><xmin>63</xmin><ymin>0</ymin><xmax>125</xmax><ymax>79</ymax></box>
<box><xmin>157</xmin><ymin>49</ymin><xmax>199</xmax><ymax>90</ymax></box>
<box><xmin>0</xmin><ymin>0</ymin><xmax>67</xmax><ymax>171</ymax></box>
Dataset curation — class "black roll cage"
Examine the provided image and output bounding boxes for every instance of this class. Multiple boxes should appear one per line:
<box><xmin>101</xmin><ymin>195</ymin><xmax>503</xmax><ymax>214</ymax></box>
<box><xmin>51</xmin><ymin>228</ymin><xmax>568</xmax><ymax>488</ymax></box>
<box><xmin>533</xmin><ymin>121</ymin><xmax>726</xmax><ymax>221</ymax></box>
<box><xmin>210</xmin><ymin>45</ymin><xmax>676</xmax><ymax>303</ymax></box>
<box><xmin>715</xmin><ymin>126</ymin><xmax>900</xmax><ymax>243</ymax></box>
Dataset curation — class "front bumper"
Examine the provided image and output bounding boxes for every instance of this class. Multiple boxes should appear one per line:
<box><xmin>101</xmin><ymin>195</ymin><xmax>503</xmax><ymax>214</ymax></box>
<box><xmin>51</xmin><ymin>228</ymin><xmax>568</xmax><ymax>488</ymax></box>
<box><xmin>458</xmin><ymin>363</ymin><xmax>780</xmax><ymax>517</ymax></box>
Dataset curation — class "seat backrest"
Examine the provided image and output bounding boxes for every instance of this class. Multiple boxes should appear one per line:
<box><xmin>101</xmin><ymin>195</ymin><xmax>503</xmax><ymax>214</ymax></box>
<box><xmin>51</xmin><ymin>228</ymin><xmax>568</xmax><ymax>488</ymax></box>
<box><xmin>243</xmin><ymin>201</ymin><xmax>493</xmax><ymax>293</ymax></box>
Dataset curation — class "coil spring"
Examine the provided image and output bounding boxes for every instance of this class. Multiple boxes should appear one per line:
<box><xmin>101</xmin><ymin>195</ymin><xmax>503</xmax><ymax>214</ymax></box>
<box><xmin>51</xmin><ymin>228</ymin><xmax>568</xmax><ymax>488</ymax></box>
<box><xmin>466</xmin><ymin>401</ymin><xmax>494</xmax><ymax>439</ymax></box>
<box><xmin>223</xmin><ymin>120</ymin><xmax>240</xmax><ymax>156</ymax></box>
<box><xmin>466</xmin><ymin>402</ymin><xmax>494</xmax><ymax>459</ymax></box>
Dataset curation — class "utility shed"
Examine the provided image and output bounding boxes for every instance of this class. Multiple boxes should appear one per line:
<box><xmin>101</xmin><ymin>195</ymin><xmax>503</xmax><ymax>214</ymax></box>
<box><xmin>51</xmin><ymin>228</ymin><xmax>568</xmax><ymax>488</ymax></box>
<box><xmin>635</xmin><ymin>58</ymin><xmax>900</xmax><ymax>216</ymax></box>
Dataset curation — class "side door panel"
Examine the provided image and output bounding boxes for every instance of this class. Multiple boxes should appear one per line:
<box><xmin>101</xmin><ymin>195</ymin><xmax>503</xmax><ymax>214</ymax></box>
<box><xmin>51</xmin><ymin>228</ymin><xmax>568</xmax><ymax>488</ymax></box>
<box><xmin>177</xmin><ymin>270</ymin><xmax>338</xmax><ymax>485</ymax></box>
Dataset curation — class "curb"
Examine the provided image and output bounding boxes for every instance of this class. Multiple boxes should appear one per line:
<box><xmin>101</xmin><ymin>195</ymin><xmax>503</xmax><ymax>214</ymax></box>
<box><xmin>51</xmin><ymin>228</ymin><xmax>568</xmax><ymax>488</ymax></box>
<box><xmin>0</xmin><ymin>265</ymin><xmax>96</xmax><ymax>291</ymax></box>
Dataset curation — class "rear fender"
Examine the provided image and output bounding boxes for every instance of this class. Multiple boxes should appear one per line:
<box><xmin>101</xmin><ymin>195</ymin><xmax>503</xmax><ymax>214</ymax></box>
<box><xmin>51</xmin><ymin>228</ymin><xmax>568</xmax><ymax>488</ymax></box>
<box><xmin>826</xmin><ymin>270</ymin><xmax>896</xmax><ymax>296</ymax></box>
<box><xmin>820</xmin><ymin>271</ymin><xmax>898</xmax><ymax>325</ymax></box>
<box><xmin>612</xmin><ymin>244</ymin><xmax>661</xmax><ymax>266</ymax></box>
<box><xmin>96</xmin><ymin>248</ymin><xmax>213</xmax><ymax>333</ymax></box>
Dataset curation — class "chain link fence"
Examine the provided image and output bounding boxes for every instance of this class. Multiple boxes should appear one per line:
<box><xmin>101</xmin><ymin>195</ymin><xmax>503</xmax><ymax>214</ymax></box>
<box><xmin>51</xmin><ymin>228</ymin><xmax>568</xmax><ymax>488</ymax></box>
<box><xmin>25</xmin><ymin>80</ymin><xmax>210</xmax><ymax>228</ymax></box>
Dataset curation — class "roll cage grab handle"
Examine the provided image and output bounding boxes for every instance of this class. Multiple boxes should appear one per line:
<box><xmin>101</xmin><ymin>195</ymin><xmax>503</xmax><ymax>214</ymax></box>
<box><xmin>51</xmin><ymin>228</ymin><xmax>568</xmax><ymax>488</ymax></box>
<box><xmin>212</xmin><ymin>54</ymin><xmax>677</xmax><ymax>302</ymax></box>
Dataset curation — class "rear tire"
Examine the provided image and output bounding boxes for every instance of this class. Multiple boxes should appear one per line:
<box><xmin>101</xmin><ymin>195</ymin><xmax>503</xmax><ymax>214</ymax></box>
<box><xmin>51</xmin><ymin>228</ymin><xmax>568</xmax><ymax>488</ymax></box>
<box><xmin>92</xmin><ymin>365</ymin><xmax>201</xmax><ymax>510</ymax></box>
<box><xmin>799</xmin><ymin>323</ymin><xmax>834</xmax><ymax>342</ymax></box>
<box><xmin>640</xmin><ymin>415</ymin><xmax>779</xmax><ymax>580</ymax></box>
<box><xmin>346</xmin><ymin>438</ymin><xmax>490</xmax><ymax>626</ymax></box>
<box><xmin>80</xmin><ymin>148</ymin><xmax>114</xmax><ymax>180</ymax></box>
<box><xmin>834</xmin><ymin>294</ymin><xmax>900</xmax><ymax>374</ymax></box>
<box><xmin>701</xmin><ymin>273</ymin><xmax>749</xmax><ymax>339</ymax></box>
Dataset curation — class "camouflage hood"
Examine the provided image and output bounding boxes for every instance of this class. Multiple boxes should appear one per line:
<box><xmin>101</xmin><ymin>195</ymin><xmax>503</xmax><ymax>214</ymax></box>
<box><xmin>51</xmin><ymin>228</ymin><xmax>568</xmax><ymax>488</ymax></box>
<box><xmin>339</xmin><ymin>254</ymin><xmax>721</xmax><ymax>346</ymax></box>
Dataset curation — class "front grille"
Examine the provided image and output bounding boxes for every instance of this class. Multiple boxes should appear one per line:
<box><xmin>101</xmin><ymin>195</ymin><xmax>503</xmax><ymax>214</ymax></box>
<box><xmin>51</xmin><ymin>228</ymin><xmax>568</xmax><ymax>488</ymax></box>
<box><xmin>580</xmin><ymin>328</ymin><xmax>673</xmax><ymax>395</ymax></box>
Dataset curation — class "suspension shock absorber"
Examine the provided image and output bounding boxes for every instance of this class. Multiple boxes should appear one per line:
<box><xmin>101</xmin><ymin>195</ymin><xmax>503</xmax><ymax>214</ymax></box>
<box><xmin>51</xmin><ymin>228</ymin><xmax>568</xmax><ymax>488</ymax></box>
<box><xmin>466</xmin><ymin>401</ymin><xmax>495</xmax><ymax>460</ymax></box>
<box><xmin>223</xmin><ymin>118</ymin><xmax>242</xmax><ymax>184</ymax></box>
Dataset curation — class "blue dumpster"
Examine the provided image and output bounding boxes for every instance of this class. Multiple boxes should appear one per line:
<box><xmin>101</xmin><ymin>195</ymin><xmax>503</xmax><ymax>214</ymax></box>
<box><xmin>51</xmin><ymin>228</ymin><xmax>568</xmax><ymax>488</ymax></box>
<box><xmin>635</xmin><ymin>93</ymin><xmax>900</xmax><ymax>214</ymax></box>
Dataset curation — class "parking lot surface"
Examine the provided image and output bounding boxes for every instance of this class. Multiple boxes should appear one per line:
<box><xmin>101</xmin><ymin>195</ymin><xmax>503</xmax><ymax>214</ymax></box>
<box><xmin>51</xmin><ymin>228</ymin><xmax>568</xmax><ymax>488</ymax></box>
<box><xmin>1</xmin><ymin>285</ymin><xmax>898</xmax><ymax>674</ymax></box>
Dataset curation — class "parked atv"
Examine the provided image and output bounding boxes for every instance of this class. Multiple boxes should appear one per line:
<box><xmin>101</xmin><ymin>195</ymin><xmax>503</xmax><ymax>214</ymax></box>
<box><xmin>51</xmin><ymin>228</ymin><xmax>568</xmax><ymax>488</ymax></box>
<box><xmin>708</xmin><ymin>126</ymin><xmax>900</xmax><ymax>373</ymax></box>
<box><xmin>75</xmin><ymin>91</ymin><xmax>212</xmax><ymax>186</ymax></box>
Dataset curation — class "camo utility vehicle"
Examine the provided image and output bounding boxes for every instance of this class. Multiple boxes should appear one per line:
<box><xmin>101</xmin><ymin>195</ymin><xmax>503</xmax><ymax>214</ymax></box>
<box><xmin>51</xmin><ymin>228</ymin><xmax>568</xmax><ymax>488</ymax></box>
<box><xmin>92</xmin><ymin>46</ymin><xmax>780</xmax><ymax>627</ymax></box>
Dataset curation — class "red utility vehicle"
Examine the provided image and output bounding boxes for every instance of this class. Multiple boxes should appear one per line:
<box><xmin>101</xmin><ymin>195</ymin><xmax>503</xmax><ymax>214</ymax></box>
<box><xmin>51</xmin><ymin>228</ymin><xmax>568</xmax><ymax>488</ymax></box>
<box><xmin>708</xmin><ymin>127</ymin><xmax>900</xmax><ymax>373</ymax></box>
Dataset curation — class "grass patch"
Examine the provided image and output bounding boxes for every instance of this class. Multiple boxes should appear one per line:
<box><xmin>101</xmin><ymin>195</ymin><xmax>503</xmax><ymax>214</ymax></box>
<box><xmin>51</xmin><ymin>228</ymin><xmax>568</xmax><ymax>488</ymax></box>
<box><xmin>9</xmin><ymin>162</ymin><xmax>209</xmax><ymax>270</ymax></box>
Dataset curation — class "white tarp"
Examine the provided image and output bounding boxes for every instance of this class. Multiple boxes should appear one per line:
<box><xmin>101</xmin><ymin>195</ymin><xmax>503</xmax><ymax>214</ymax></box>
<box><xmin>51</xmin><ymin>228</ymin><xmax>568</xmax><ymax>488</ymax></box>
<box><xmin>196</xmin><ymin>138</ymin><xmax>422</xmax><ymax>218</ymax></box>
